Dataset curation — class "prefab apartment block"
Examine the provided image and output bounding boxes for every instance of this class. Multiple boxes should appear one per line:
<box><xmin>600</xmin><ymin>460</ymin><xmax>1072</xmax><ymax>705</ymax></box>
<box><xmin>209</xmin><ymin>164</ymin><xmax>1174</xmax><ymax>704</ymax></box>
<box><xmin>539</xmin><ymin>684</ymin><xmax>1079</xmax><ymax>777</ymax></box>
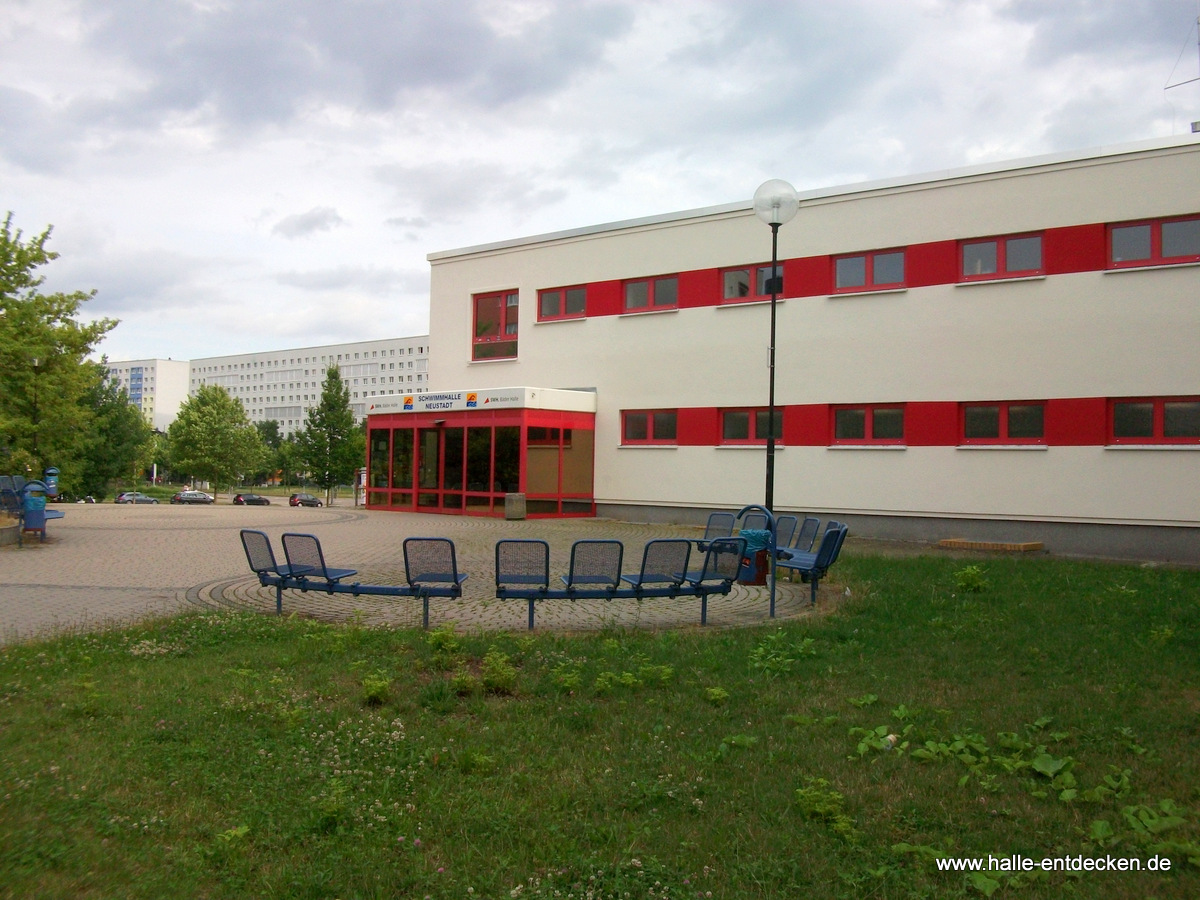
<box><xmin>368</xmin><ymin>136</ymin><xmax>1200</xmax><ymax>562</ymax></box>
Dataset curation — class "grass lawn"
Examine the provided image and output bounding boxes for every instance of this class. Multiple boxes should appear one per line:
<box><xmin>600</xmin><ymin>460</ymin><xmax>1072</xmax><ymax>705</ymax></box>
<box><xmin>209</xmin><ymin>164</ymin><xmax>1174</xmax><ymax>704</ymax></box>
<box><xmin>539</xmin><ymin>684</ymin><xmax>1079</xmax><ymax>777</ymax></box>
<box><xmin>1</xmin><ymin>550</ymin><xmax>1198</xmax><ymax>898</ymax></box>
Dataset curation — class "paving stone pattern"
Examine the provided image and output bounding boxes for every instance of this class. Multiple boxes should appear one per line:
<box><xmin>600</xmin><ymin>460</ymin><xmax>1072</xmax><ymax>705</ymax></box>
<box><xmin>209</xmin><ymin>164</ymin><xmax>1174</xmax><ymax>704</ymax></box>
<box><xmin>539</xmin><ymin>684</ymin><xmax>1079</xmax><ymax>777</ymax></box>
<box><xmin>0</xmin><ymin>502</ymin><xmax>829</xmax><ymax>644</ymax></box>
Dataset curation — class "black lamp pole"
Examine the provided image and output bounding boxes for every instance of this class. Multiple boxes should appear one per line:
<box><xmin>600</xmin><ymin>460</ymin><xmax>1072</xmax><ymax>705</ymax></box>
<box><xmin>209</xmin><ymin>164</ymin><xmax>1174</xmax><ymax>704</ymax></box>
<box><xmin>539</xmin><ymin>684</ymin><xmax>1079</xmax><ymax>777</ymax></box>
<box><xmin>765</xmin><ymin>222</ymin><xmax>780</xmax><ymax>512</ymax></box>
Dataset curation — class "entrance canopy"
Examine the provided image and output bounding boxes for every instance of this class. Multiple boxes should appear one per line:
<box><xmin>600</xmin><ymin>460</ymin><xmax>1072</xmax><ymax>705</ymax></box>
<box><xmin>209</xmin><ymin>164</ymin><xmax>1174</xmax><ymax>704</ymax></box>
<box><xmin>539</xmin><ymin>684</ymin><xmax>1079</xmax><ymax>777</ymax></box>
<box><xmin>366</xmin><ymin>387</ymin><xmax>597</xmax><ymax>517</ymax></box>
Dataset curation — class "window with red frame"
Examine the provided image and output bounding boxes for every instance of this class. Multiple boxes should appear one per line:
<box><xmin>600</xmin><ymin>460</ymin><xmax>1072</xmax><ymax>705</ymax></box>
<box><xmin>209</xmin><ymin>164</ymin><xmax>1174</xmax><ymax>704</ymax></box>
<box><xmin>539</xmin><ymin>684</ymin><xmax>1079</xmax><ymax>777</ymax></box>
<box><xmin>622</xmin><ymin>410</ymin><xmax>677</xmax><ymax>444</ymax></box>
<box><xmin>624</xmin><ymin>275</ymin><xmax>678</xmax><ymax>311</ymax></box>
<box><xmin>1110</xmin><ymin>397</ymin><xmax>1200</xmax><ymax>443</ymax></box>
<box><xmin>960</xmin><ymin>234</ymin><xmax>1043</xmax><ymax>280</ymax></box>
<box><xmin>472</xmin><ymin>291</ymin><xmax>519</xmax><ymax>361</ymax></box>
<box><xmin>832</xmin><ymin>405</ymin><xmax>905</xmax><ymax>443</ymax></box>
<box><xmin>1109</xmin><ymin>215</ymin><xmax>1200</xmax><ymax>267</ymax></box>
<box><xmin>834</xmin><ymin>250</ymin><xmax>905</xmax><ymax>292</ymax></box>
<box><xmin>720</xmin><ymin>408</ymin><xmax>783</xmax><ymax>444</ymax></box>
<box><xmin>538</xmin><ymin>286</ymin><xmax>587</xmax><ymax>321</ymax></box>
<box><xmin>960</xmin><ymin>402</ymin><xmax>1045</xmax><ymax>443</ymax></box>
<box><xmin>721</xmin><ymin>264</ymin><xmax>783</xmax><ymax>302</ymax></box>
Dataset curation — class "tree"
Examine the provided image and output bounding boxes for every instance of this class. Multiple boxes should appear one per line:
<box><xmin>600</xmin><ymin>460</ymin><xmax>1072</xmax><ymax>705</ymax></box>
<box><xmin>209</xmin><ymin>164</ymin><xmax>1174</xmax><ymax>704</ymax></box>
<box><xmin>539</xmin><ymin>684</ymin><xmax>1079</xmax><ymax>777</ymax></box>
<box><xmin>0</xmin><ymin>212</ymin><xmax>117</xmax><ymax>487</ymax></box>
<box><xmin>296</xmin><ymin>367</ymin><xmax>364</xmax><ymax>504</ymax></box>
<box><xmin>76</xmin><ymin>375</ymin><xmax>155</xmax><ymax>499</ymax></box>
<box><xmin>168</xmin><ymin>385</ymin><xmax>265</xmax><ymax>494</ymax></box>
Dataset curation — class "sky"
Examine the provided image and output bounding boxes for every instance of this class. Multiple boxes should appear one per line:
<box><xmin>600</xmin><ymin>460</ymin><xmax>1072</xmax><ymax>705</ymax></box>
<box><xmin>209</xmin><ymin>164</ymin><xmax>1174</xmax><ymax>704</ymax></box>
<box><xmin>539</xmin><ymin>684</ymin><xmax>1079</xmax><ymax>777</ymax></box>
<box><xmin>3</xmin><ymin>0</ymin><xmax>1199</xmax><ymax>363</ymax></box>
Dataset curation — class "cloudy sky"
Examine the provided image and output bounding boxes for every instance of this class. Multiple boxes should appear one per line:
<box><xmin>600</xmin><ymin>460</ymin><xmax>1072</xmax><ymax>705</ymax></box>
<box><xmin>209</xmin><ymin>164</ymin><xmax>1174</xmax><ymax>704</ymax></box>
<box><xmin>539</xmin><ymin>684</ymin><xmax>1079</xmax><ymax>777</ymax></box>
<box><xmin>3</xmin><ymin>0</ymin><xmax>1199</xmax><ymax>362</ymax></box>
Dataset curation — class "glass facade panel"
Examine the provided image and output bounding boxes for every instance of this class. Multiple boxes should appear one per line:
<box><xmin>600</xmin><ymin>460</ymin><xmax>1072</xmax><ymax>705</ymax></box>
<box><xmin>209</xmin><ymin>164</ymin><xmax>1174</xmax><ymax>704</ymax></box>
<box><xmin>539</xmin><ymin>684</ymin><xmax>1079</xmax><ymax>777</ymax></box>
<box><xmin>652</xmin><ymin>412</ymin><xmax>677</xmax><ymax>441</ymax></box>
<box><xmin>391</xmin><ymin>429</ymin><xmax>413</xmax><ymax>489</ymax></box>
<box><xmin>834</xmin><ymin>408</ymin><xmax>866</xmax><ymax>440</ymax></box>
<box><xmin>369</xmin><ymin>429</ymin><xmax>389</xmax><ymax>488</ymax></box>
<box><xmin>873</xmin><ymin>407</ymin><xmax>904</xmax><ymax>440</ymax></box>
<box><xmin>624</xmin><ymin>413</ymin><xmax>648</xmax><ymax>441</ymax></box>
<box><xmin>1164</xmin><ymin>401</ymin><xmax>1200</xmax><ymax>437</ymax></box>
<box><xmin>1006</xmin><ymin>236</ymin><xmax>1042</xmax><ymax>272</ymax></box>
<box><xmin>654</xmin><ymin>277</ymin><xmax>678</xmax><ymax>307</ymax></box>
<box><xmin>1007</xmin><ymin>404</ymin><xmax>1044</xmax><ymax>439</ymax></box>
<box><xmin>835</xmin><ymin>256</ymin><xmax>866</xmax><ymax>289</ymax></box>
<box><xmin>565</xmin><ymin>287</ymin><xmax>587</xmax><ymax>315</ymax></box>
<box><xmin>494</xmin><ymin>427</ymin><xmax>520</xmax><ymax>493</ymax></box>
<box><xmin>1113</xmin><ymin>402</ymin><xmax>1154</xmax><ymax>437</ymax></box>
<box><xmin>963</xmin><ymin>242</ymin><xmax>997</xmax><ymax>276</ymax></box>
<box><xmin>757</xmin><ymin>265</ymin><xmax>783</xmax><ymax>296</ymax></box>
<box><xmin>1111</xmin><ymin>225</ymin><xmax>1151</xmax><ymax>262</ymax></box>
<box><xmin>874</xmin><ymin>252</ymin><xmax>905</xmax><ymax>285</ymax></box>
<box><xmin>624</xmin><ymin>281</ymin><xmax>649</xmax><ymax>310</ymax></box>
<box><xmin>964</xmin><ymin>406</ymin><xmax>1000</xmax><ymax>439</ymax></box>
<box><xmin>723</xmin><ymin>269</ymin><xmax>751</xmax><ymax>299</ymax></box>
<box><xmin>723</xmin><ymin>411</ymin><xmax>750</xmax><ymax>441</ymax></box>
<box><xmin>1162</xmin><ymin>219</ymin><xmax>1200</xmax><ymax>258</ymax></box>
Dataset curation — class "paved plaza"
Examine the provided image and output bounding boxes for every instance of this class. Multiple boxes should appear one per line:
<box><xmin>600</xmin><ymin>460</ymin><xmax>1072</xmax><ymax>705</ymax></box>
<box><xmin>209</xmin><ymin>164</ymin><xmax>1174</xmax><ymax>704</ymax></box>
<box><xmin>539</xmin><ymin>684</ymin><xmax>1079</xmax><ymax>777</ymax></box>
<box><xmin>0</xmin><ymin>502</ymin><xmax>837</xmax><ymax>644</ymax></box>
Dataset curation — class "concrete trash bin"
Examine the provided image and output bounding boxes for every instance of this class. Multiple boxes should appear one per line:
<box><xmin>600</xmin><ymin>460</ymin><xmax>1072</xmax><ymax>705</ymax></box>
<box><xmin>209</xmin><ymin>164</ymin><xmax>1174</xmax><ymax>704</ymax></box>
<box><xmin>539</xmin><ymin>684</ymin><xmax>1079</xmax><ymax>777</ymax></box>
<box><xmin>504</xmin><ymin>492</ymin><xmax>527</xmax><ymax>520</ymax></box>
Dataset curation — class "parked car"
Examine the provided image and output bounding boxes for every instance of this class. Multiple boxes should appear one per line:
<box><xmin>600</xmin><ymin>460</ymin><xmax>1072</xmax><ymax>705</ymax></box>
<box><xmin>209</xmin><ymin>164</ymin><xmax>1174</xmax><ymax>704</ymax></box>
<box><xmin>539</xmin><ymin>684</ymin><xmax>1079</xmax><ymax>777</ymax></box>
<box><xmin>233</xmin><ymin>493</ymin><xmax>271</xmax><ymax>506</ymax></box>
<box><xmin>115</xmin><ymin>492</ymin><xmax>158</xmax><ymax>504</ymax></box>
<box><xmin>171</xmin><ymin>490</ymin><xmax>215</xmax><ymax>505</ymax></box>
<box><xmin>289</xmin><ymin>492</ymin><xmax>323</xmax><ymax>507</ymax></box>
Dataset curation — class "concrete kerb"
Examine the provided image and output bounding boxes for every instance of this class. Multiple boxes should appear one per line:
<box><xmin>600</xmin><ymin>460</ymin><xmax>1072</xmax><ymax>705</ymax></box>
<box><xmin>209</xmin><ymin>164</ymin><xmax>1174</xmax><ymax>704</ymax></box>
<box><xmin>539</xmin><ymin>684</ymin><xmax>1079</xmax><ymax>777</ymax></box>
<box><xmin>0</xmin><ymin>501</ymin><xmax>843</xmax><ymax>644</ymax></box>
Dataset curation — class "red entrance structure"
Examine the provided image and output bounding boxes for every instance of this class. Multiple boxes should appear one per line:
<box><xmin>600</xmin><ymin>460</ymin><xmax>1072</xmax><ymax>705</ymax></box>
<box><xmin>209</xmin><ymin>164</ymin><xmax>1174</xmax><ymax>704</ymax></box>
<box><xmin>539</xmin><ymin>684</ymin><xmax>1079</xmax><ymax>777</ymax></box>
<box><xmin>365</xmin><ymin>387</ymin><xmax>596</xmax><ymax>517</ymax></box>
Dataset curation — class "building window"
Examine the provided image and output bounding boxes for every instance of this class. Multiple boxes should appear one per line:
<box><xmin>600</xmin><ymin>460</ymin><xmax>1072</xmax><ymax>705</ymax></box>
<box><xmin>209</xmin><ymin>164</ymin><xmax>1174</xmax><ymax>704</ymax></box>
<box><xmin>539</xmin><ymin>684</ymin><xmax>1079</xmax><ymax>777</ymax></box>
<box><xmin>1110</xmin><ymin>397</ymin><xmax>1200</xmax><ymax>444</ymax></box>
<box><xmin>960</xmin><ymin>401</ymin><xmax>1045</xmax><ymax>444</ymax></box>
<box><xmin>473</xmin><ymin>291</ymin><xmax>519</xmax><ymax>360</ymax></box>
<box><xmin>834</xmin><ymin>250</ymin><xmax>905</xmax><ymax>292</ymax></box>
<box><xmin>960</xmin><ymin>234</ymin><xmax>1043</xmax><ymax>280</ymax></box>
<box><xmin>832</xmin><ymin>405</ymin><xmax>905</xmax><ymax>444</ymax></box>
<box><xmin>1109</xmin><ymin>215</ymin><xmax>1200</xmax><ymax>267</ymax></box>
<box><xmin>538</xmin><ymin>286</ymin><xmax>587</xmax><ymax>321</ymax></box>
<box><xmin>721</xmin><ymin>264</ymin><xmax>782</xmax><ymax>302</ymax></box>
<box><xmin>624</xmin><ymin>275</ymin><xmax>678</xmax><ymax>311</ymax></box>
<box><xmin>622</xmin><ymin>410</ymin><xmax>678</xmax><ymax>445</ymax></box>
<box><xmin>720</xmin><ymin>408</ymin><xmax>783</xmax><ymax>444</ymax></box>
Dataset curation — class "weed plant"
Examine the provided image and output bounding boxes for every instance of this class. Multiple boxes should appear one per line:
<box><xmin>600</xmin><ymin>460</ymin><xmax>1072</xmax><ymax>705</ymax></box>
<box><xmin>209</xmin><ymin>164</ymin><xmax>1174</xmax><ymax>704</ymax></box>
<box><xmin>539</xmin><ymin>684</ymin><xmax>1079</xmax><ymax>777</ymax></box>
<box><xmin>0</xmin><ymin>552</ymin><xmax>1198</xmax><ymax>898</ymax></box>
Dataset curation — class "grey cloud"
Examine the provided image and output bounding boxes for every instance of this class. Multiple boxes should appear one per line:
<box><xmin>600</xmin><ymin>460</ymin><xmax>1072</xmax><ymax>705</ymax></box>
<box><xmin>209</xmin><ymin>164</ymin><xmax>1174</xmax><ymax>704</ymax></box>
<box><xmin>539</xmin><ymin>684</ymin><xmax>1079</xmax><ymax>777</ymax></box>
<box><xmin>72</xmin><ymin>0</ymin><xmax>634</xmax><ymax>133</ymax></box>
<box><xmin>275</xmin><ymin>265</ymin><xmax>427</xmax><ymax>296</ymax></box>
<box><xmin>375</xmin><ymin>161</ymin><xmax>567</xmax><ymax>221</ymax></box>
<box><xmin>272</xmin><ymin>207</ymin><xmax>346</xmax><ymax>239</ymax></box>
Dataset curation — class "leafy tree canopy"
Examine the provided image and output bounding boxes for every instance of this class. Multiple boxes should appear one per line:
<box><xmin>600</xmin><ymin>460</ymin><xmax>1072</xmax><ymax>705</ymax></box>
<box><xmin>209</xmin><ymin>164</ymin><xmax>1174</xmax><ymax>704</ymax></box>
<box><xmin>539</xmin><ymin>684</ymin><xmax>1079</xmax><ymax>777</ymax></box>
<box><xmin>0</xmin><ymin>212</ymin><xmax>117</xmax><ymax>488</ymax></box>
<box><xmin>296</xmin><ymin>367</ymin><xmax>364</xmax><ymax>503</ymax></box>
<box><xmin>168</xmin><ymin>385</ymin><xmax>265</xmax><ymax>493</ymax></box>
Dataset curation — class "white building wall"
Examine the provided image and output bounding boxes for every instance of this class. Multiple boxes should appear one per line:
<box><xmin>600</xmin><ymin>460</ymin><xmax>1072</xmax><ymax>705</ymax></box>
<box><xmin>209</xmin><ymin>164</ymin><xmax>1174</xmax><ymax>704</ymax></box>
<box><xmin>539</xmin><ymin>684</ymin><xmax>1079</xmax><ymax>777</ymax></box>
<box><xmin>105</xmin><ymin>358</ymin><xmax>191</xmax><ymax>431</ymax></box>
<box><xmin>426</xmin><ymin>138</ymin><xmax>1200</xmax><ymax>556</ymax></box>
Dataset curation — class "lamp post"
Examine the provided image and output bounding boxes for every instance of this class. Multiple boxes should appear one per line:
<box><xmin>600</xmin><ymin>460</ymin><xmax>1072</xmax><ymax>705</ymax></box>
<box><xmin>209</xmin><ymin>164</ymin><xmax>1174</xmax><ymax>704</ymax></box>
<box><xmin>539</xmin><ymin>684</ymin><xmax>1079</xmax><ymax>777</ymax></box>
<box><xmin>753</xmin><ymin>179</ymin><xmax>799</xmax><ymax>512</ymax></box>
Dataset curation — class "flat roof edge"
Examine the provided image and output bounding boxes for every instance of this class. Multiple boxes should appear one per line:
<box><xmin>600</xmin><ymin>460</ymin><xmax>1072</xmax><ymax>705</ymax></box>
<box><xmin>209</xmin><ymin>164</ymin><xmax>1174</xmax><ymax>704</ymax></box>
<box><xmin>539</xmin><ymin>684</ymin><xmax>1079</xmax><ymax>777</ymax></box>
<box><xmin>428</xmin><ymin>134</ymin><xmax>1200</xmax><ymax>262</ymax></box>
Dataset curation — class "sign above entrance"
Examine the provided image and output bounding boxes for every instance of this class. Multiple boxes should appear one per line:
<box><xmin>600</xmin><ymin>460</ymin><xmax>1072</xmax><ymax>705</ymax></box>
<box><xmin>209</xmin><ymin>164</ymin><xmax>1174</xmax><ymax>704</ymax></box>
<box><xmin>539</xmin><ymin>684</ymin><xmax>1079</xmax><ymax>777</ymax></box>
<box><xmin>367</xmin><ymin>386</ymin><xmax>597</xmax><ymax>415</ymax></box>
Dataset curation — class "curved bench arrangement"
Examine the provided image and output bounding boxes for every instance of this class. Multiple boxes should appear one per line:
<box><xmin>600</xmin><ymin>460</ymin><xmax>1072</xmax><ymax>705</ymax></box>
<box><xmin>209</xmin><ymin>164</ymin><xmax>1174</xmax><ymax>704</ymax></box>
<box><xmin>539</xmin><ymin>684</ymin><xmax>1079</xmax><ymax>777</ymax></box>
<box><xmin>495</xmin><ymin>536</ymin><xmax>747</xmax><ymax>629</ymax></box>
<box><xmin>240</xmin><ymin>517</ymin><xmax>846</xmax><ymax>630</ymax></box>
<box><xmin>241</xmin><ymin>529</ymin><xmax>748</xmax><ymax>631</ymax></box>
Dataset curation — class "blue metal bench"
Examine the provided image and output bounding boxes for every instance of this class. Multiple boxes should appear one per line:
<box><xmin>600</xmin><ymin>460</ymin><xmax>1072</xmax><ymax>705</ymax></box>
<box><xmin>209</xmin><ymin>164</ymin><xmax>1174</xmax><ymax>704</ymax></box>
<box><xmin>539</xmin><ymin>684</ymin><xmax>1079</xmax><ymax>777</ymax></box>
<box><xmin>494</xmin><ymin>536</ymin><xmax>747</xmax><ymax>629</ymax></box>
<box><xmin>240</xmin><ymin>530</ymin><xmax>469</xmax><ymax>628</ymax></box>
<box><xmin>775</xmin><ymin>523</ymin><xmax>849</xmax><ymax>606</ymax></box>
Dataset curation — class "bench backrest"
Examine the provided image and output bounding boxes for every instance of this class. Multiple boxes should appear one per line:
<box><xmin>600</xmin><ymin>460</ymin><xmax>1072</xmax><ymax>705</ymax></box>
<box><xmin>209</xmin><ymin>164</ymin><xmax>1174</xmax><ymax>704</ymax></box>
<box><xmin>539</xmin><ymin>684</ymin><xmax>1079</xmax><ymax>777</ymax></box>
<box><xmin>693</xmin><ymin>537</ymin><xmax>746</xmax><ymax>584</ymax></box>
<box><xmin>282</xmin><ymin>532</ymin><xmax>332</xmax><ymax>580</ymax></box>
<box><xmin>241</xmin><ymin>529</ymin><xmax>282</xmax><ymax>576</ymax></box>
<box><xmin>1</xmin><ymin>488</ymin><xmax>19</xmax><ymax>518</ymax></box>
<box><xmin>790</xmin><ymin>516</ymin><xmax>819</xmax><ymax>553</ymax></box>
<box><xmin>701</xmin><ymin>511</ymin><xmax>736</xmax><ymax>542</ymax></box>
<box><xmin>774</xmin><ymin>515</ymin><xmax>798</xmax><ymax>549</ymax></box>
<box><xmin>404</xmin><ymin>537</ymin><xmax>461</xmax><ymax>588</ymax></box>
<box><xmin>632</xmin><ymin>538</ymin><xmax>691</xmax><ymax>585</ymax></box>
<box><xmin>565</xmin><ymin>539</ymin><xmax>623</xmax><ymax>588</ymax></box>
<box><xmin>813</xmin><ymin>524</ymin><xmax>848</xmax><ymax>570</ymax></box>
<box><xmin>740</xmin><ymin>512</ymin><xmax>769</xmax><ymax>532</ymax></box>
<box><xmin>495</xmin><ymin>539</ymin><xmax>550</xmax><ymax>589</ymax></box>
